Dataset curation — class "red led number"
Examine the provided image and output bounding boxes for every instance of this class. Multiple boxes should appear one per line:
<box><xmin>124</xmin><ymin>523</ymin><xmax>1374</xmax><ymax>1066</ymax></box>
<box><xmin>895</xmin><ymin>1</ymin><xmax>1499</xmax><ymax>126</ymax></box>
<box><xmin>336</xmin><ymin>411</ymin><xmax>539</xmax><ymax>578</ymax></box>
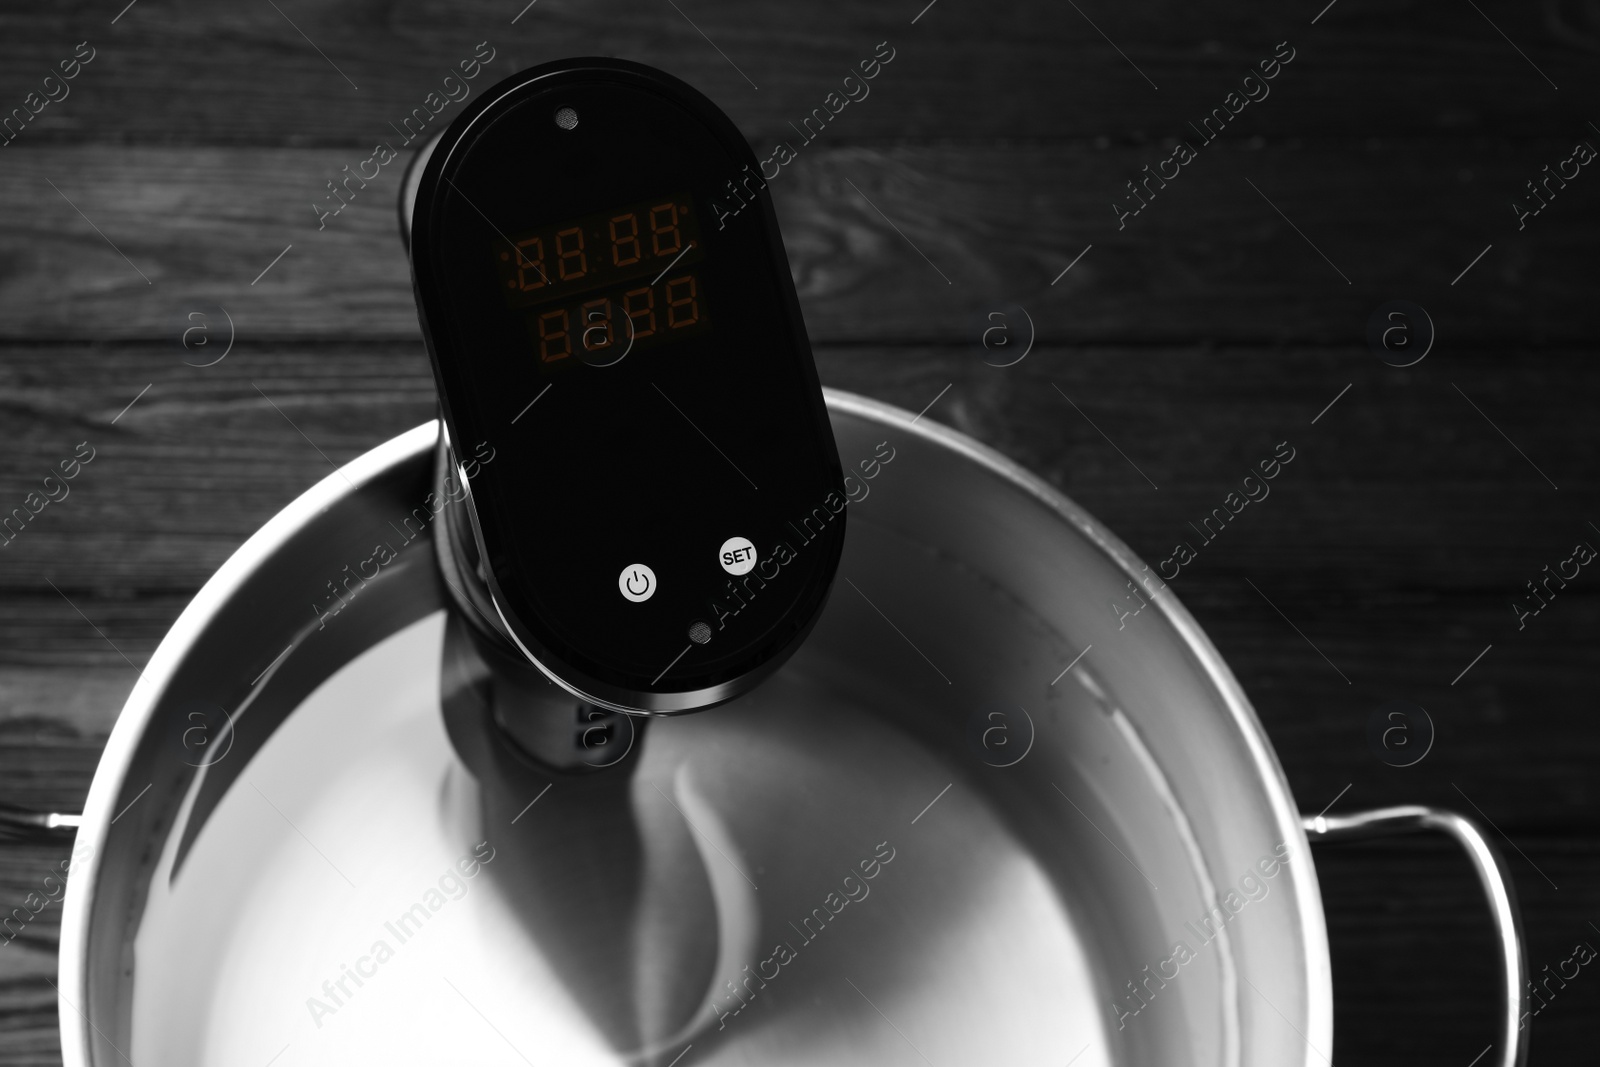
<box><xmin>534</xmin><ymin>270</ymin><xmax>700</xmax><ymax>363</ymax></box>
<box><xmin>580</xmin><ymin>298</ymin><xmax>613</xmax><ymax>351</ymax></box>
<box><xmin>623</xmin><ymin>286</ymin><xmax>656</xmax><ymax>339</ymax></box>
<box><xmin>555</xmin><ymin>227</ymin><xmax>587</xmax><ymax>282</ymax></box>
<box><xmin>609</xmin><ymin>214</ymin><xmax>641</xmax><ymax>267</ymax></box>
<box><xmin>537</xmin><ymin>308</ymin><xmax>571</xmax><ymax>362</ymax></box>
<box><xmin>665</xmin><ymin>275</ymin><xmax>699</xmax><ymax>329</ymax></box>
<box><xmin>649</xmin><ymin>202</ymin><xmax>682</xmax><ymax>257</ymax></box>
<box><xmin>514</xmin><ymin>237</ymin><xmax>546</xmax><ymax>291</ymax></box>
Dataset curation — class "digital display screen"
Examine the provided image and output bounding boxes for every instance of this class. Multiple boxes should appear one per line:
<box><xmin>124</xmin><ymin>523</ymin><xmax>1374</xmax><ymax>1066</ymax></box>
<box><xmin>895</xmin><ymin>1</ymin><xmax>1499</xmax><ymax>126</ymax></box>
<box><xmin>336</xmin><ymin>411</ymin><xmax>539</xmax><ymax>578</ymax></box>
<box><xmin>493</xmin><ymin>193</ymin><xmax>709</xmax><ymax>363</ymax></box>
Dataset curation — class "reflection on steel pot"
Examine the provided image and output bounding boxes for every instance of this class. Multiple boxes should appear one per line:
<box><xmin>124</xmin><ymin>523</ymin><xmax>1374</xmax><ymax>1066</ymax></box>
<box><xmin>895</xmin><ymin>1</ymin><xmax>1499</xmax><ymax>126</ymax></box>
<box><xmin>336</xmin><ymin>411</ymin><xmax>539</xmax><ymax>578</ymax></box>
<box><xmin>59</xmin><ymin>394</ymin><xmax>1526</xmax><ymax>1067</ymax></box>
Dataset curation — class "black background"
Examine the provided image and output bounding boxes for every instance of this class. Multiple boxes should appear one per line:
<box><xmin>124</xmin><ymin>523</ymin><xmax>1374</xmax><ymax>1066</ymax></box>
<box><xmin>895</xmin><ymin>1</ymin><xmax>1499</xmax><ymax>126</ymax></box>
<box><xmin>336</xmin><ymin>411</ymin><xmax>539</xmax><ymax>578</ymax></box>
<box><xmin>2</xmin><ymin>1</ymin><xmax>1597</xmax><ymax>1063</ymax></box>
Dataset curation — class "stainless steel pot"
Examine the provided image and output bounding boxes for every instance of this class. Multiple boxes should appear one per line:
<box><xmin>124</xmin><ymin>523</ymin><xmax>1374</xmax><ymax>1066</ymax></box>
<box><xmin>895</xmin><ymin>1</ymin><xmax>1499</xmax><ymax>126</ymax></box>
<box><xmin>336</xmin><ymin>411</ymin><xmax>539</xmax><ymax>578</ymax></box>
<box><xmin>58</xmin><ymin>395</ymin><xmax>1528</xmax><ymax>1066</ymax></box>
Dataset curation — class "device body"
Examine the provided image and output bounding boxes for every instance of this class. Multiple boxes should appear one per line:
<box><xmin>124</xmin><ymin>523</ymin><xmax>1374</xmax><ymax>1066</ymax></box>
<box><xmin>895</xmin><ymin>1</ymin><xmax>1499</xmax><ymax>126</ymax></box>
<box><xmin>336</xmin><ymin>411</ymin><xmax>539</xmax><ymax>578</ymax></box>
<box><xmin>409</xmin><ymin>58</ymin><xmax>845</xmax><ymax>715</ymax></box>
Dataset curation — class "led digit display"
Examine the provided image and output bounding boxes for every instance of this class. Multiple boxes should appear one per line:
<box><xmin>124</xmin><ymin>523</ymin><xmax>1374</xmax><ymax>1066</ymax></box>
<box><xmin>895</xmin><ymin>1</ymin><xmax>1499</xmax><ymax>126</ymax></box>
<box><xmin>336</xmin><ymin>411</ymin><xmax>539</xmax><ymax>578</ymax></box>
<box><xmin>524</xmin><ymin>270</ymin><xmax>706</xmax><ymax>362</ymax></box>
<box><xmin>494</xmin><ymin>193</ymin><xmax>709</xmax><ymax>363</ymax></box>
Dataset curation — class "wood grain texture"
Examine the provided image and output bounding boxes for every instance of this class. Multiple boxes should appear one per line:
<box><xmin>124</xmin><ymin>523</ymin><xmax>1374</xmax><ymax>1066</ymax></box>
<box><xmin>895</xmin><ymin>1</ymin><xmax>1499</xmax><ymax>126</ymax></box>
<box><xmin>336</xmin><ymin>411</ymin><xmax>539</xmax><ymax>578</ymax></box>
<box><xmin>1318</xmin><ymin>838</ymin><xmax>1600</xmax><ymax>1062</ymax></box>
<box><xmin>1</xmin><ymin>346</ymin><xmax>1595</xmax><ymax>833</ymax></box>
<box><xmin>0</xmin><ymin>0</ymin><xmax>1597</xmax><ymax>144</ymax></box>
<box><xmin>1</xmin><ymin>144</ymin><xmax>1597</xmax><ymax>344</ymax></box>
<box><xmin>0</xmin><ymin>843</ymin><xmax>72</xmax><ymax>1067</ymax></box>
<box><xmin>3</xmin><ymin>0</ymin><xmax>1599</xmax><ymax>1063</ymax></box>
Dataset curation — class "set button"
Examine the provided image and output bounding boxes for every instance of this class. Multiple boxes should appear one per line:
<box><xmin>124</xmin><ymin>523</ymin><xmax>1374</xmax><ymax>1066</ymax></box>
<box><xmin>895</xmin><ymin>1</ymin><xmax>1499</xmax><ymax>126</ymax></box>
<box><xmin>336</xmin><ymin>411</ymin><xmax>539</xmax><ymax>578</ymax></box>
<box><xmin>719</xmin><ymin>536</ymin><xmax>757</xmax><ymax>575</ymax></box>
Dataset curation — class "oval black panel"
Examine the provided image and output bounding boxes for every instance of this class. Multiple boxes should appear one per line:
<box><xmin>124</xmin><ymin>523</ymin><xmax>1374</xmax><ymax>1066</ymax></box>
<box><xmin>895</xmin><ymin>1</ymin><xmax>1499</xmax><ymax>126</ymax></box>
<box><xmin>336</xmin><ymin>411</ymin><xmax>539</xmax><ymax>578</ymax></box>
<box><xmin>410</xmin><ymin>58</ymin><xmax>845</xmax><ymax>713</ymax></box>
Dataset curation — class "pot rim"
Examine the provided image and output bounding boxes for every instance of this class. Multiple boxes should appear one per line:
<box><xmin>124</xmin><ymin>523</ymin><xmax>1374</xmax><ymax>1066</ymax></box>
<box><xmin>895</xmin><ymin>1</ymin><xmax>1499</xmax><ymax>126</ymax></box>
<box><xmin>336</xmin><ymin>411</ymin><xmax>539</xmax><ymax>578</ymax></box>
<box><xmin>58</xmin><ymin>389</ymin><xmax>1332</xmax><ymax>1066</ymax></box>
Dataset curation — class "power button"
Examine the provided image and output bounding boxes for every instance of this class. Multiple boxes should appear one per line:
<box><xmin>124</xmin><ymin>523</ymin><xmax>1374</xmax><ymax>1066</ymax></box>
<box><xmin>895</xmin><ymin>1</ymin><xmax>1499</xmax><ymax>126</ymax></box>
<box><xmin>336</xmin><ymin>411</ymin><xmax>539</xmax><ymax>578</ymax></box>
<box><xmin>618</xmin><ymin>564</ymin><xmax>656</xmax><ymax>603</ymax></box>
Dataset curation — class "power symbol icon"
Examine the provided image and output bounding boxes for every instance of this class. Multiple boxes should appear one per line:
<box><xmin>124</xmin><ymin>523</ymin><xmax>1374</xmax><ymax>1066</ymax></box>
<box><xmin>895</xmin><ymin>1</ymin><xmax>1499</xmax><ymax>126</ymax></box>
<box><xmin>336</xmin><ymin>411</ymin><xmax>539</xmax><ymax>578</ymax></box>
<box><xmin>618</xmin><ymin>563</ymin><xmax>657</xmax><ymax>603</ymax></box>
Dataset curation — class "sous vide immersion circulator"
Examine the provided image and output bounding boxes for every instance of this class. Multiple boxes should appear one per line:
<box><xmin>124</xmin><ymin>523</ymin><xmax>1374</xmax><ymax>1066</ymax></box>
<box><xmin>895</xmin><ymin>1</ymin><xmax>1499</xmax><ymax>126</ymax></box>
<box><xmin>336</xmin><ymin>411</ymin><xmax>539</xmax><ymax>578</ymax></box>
<box><xmin>406</xmin><ymin>58</ymin><xmax>846</xmax><ymax>721</ymax></box>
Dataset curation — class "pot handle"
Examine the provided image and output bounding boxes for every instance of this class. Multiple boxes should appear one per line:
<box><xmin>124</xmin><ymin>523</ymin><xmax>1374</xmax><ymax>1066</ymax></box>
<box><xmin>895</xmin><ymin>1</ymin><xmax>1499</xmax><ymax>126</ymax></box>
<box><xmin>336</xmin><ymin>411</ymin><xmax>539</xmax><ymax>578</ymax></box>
<box><xmin>0</xmin><ymin>802</ymin><xmax>82</xmax><ymax>843</ymax></box>
<box><xmin>1302</xmin><ymin>805</ymin><xmax>1529</xmax><ymax>1067</ymax></box>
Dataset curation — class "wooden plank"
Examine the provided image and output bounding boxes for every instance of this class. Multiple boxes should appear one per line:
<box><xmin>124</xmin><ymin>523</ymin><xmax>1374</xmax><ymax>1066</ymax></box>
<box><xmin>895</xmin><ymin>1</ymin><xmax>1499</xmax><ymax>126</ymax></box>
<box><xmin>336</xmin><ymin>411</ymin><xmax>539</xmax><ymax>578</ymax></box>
<box><xmin>0</xmin><ymin>840</ymin><xmax>75</xmax><ymax>1067</ymax></box>
<box><xmin>0</xmin><ymin>144</ymin><xmax>1596</xmax><ymax>343</ymax></box>
<box><xmin>3</xmin><ymin>343</ymin><xmax>1596</xmax><ymax>594</ymax></box>
<box><xmin>0</xmin><ymin>0</ymin><xmax>1595</xmax><ymax>145</ymax></box>
<box><xmin>0</xmin><ymin>670</ymin><xmax>129</xmax><ymax>738</ymax></box>
<box><xmin>1</xmin><ymin>343</ymin><xmax>1597</xmax><ymax>830</ymax></box>
<box><xmin>1318</xmin><ymin>837</ymin><xmax>1600</xmax><ymax>1062</ymax></box>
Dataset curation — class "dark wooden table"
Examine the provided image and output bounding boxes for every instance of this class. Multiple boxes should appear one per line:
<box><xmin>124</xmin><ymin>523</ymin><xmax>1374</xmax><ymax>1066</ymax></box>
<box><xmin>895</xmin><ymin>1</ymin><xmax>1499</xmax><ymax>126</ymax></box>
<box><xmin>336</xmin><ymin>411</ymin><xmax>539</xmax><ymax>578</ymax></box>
<box><xmin>2</xmin><ymin>1</ymin><xmax>1597</xmax><ymax>1063</ymax></box>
